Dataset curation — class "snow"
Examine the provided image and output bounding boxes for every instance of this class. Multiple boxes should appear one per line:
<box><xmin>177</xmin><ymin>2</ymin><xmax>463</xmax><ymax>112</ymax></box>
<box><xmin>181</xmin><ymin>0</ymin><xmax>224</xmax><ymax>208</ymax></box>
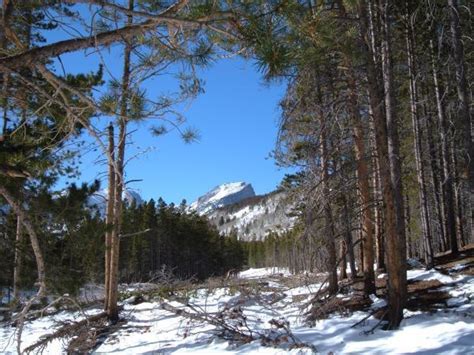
<box><xmin>407</xmin><ymin>268</ymin><xmax>457</xmax><ymax>284</ymax></box>
<box><xmin>206</xmin><ymin>182</ymin><xmax>249</xmax><ymax>203</ymax></box>
<box><xmin>0</xmin><ymin>309</ymin><xmax>103</xmax><ymax>354</ymax></box>
<box><xmin>189</xmin><ymin>182</ymin><xmax>255</xmax><ymax>215</ymax></box>
<box><xmin>1</xmin><ymin>266</ymin><xmax>473</xmax><ymax>354</ymax></box>
<box><xmin>239</xmin><ymin>268</ymin><xmax>291</xmax><ymax>279</ymax></box>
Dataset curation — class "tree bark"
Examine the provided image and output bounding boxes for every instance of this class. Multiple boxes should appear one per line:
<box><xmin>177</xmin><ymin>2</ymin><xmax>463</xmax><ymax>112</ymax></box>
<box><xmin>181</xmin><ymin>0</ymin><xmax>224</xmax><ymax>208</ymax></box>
<box><xmin>379</xmin><ymin>0</ymin><xmax>407</xmax><ymax>328</ymax></box>
<box><xmin>0</xmin><ymin>2</ymin><xmax>231</xmax><ymax>70</ymax></box>
<box><xmin>340</xmin><ymin>240</ymin><xmax>348</xmax><ymax>280</ymax></box>
<box><xmin>405</xmin><ymin>193</ymin><xmax>412</xmax><ymax>259</ymax></box>
<box><xmin>358</xmin><ymin>0</ymin><xmax>407</xmax><ymax>328</ymax></box>
<box><xmin>371</xmin><ymin>127</ymin><xmax>385</xmax><ymax>271</ymax></box>
<box><xmin>104</xmin><ymin>123</ymin><xmax>115</xmax><ymax>312</ymax></box>
<box><xmin>347</xmin><ymin>68</ymin><xmax>375</xmax><ymax>294</ymax></box>
<box><xmin>336</xmin><ymin>0</ymin><xmax>374</xmax><ymax>289</ymax></box>
<box><xmin>107</xmin><ymin>0</ymin><xmax>134</xmax><ymax>322</ymax></box>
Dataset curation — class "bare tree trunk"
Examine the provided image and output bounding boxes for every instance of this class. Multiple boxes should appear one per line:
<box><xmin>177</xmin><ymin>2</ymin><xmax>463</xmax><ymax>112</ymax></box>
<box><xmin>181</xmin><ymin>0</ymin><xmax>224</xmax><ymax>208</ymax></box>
<box><xmin>342</xmin><ymin>196</ymin><xmax>357</xmax><ymax>279</ymax></box>
<box><xmin>320</xmin><ymin>122</ymin><xmax>338</xmax><ymax>295</ymax></box>
<box><xmin>340</xmin><ymin>240</ymin><xmax>348</xmax><ymax>280</ymax></box>
<box><xmin>452</xmin><ymin>151</ymin><xmax>466</xmax><ymax>246</ymax></box>
<box><xmin>371</xmin><ymin>135</ymin><xmax>385</xmax><ymax>271</ymax></box>
<box><xmin>379</xmin><ymin>0</ymin><xmax>407</xmax><ymax>328</ymax></box>
<box><xmin>448</xmin><ymin>0</ymin><xmax>473</xmax><ymax>240</ymax></box>
<box><xmin>430</xmin><ymin>39</ymin><xmax>458</xmax><ymax>255</ymax></box>
<box><xmin>336</xmin><ymin>0</ymin><xmax>374</xmax><ymax>293</ymax></box>
<box><xmin>107</xmin><ymin>0</ymin><xmax>133</xmax><ymax>322</ymax></box>
<box><xmin>423</xmin><ymin>98</ymin><xmax>447</xmax><ymax>252</ymax></box>
<box><xmin>347</xmin><ymin>67</ymin><xmax>375</xmax><ymax>294</ymax></box>
<box><xmin>405</xmin><ymin>6</ymin><xmax>434</xmax><ymax>267</ymax></box>
<box><xmin>104</xmin><ymin>123</ymin><xmax>115</xmax><ymax>312</ymax></box>
<box><xmin>13</xmin><ymin>214</ymin><xmax>23</xmax><ymax>300</ymax></box>
<box><xmin>405</xmin><ymin>193</ymin><xmax>412</xmax><ymax>259</ymax></box>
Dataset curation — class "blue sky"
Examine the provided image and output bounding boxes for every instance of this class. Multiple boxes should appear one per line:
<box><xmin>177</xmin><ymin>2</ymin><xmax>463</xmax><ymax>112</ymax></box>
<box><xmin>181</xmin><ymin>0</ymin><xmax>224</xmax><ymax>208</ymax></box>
<box><xmin>46</xmin><ymin>5</ymin><xmax>292</xmax><ymax>204</ymax></box>
<box><xmin>59</xmin><ymin>51</ymin><xmax>291</xmax><ymax>204</ymax></box>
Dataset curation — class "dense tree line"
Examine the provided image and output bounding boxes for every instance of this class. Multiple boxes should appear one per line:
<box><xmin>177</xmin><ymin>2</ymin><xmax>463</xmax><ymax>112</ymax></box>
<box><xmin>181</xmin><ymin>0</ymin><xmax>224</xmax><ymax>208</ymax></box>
<box><xmin>119</xmin><ymin>198</ymin><xmax>245</xmax><ymax>282</ymax></box>
<box><xmin>1</xmin><ymin>195</ymin><xmax>245</xmax><ymax>301</ymax></box>
<box><xmin>0</xmin><ymin>183</ymin><xmax>104</xmax><ymax>298</ymax></box>
<box><xmin>243</xmin><ymin>0</ymin><xmax>472</xmax><ymax>328</ymax></box>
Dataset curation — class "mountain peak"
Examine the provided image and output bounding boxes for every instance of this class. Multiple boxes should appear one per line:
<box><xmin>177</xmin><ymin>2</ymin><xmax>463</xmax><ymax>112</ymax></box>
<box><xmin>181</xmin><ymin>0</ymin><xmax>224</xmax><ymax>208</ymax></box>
<box><xmin>189</xmin><ymin>182</ymin><xmax>256</xmax><ymax>215</ymax></box>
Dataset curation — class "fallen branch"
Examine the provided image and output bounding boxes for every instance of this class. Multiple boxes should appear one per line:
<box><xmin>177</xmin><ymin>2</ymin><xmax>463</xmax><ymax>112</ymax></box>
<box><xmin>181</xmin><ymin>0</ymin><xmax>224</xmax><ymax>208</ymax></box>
<box><xmin>160</xmin><ymin>301</ymin><xmax>316</xmax><ymax>351</ymax></box>
<box><xmin>22</xmin><ymin>311</ymin><xmax>108</xmax><ymax>354</ymax></box>
<box><xmin>350</xmin><ymin>308</ymin><xmax>382</xmax><ymax>328</ymax></box>
<box><xmin>160</xmin><ymin>301</ymin><xmax>253</xmax><ymax>341</ymax></box>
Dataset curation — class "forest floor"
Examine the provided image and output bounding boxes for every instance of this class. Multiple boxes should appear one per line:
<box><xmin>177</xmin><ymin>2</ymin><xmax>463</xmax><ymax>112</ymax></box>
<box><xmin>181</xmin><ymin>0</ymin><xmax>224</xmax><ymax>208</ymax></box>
<box><xmin>1</xmin><ymin>246</ymin><xmax>473</xmax><ymax>354</ymax></box>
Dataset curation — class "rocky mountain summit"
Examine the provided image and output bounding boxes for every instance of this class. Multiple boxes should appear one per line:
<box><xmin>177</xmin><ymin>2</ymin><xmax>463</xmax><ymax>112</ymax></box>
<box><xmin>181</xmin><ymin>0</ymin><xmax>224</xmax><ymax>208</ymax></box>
<box><xmin>189</xmin><ymin>182</ymin><xmax>295</xmax><ymax>240</ymax></box>
<box><xmin>189</xmin><ymin>182</ymin><xmax>256</xmax><ymax>215</ymax></box>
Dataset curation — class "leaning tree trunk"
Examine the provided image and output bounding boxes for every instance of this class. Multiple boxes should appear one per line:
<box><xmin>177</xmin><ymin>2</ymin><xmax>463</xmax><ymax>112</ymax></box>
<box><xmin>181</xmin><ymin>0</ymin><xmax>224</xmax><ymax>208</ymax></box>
<box><xmin>0</xmin><ymin>186</ymin><xmax>46</xmax><ymax>297</ymax></box>
<box><xmin>405</xmin><ymin>5</ymin><xmax>434</xmax><ymax>267</ymax></box>
<box><xmin>448</xmin><ymin>0</ymin><xmax>473</xmax><ymax>241</ymax></box>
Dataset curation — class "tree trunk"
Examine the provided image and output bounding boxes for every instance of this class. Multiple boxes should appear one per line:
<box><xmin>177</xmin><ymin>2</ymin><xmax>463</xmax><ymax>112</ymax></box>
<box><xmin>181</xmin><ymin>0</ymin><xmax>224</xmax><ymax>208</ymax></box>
<box><xmin>358</xmin><ymin>0</ymin><xmax>407</xmax><ymax>328</ymax></box>
<box><xmin>0</xmin><ymin>186</ymin><xmax>46</xmax><ymax>298</ymax></box>
<box><xmin>405</xmin><ymin>7</ymin><xmax>434</xmax><ymax>267</ymax></box>
<box><xmin>340</xmin><ymin>240</ymin><xmax>348</xmax><ymax>280</ymax></box>
<box><xmin>346</xmin><ymin>65</ymin><xmax>375</xmax><ymax>294</ymax></box>
<box><xmin>107</xmin><ymin>0</ymin><xmax>133</xmax><ymax>322</ymax></box>
<box><xmin>342</xmin><ymin>196</ymin><xmax>357</xmax><ymax>279</ymax></box>
<box><xmin>452</xmin><ymin>150</ymin><xmax>466</xmax><ymax>246</ymax></box>
<box><xmin>447</xmin><ymin>0</ymin><xmax>473</xmax><ymax>241</ymax></box>
<box><xmin>379</xmin><ymin>0</ymin><xmax>407</xmax><ymax>328</ymax></box>
<box><xmin>423</xmin><ymin>98</ymin><xmax>447</xmax><ymax>252</ymax></box>
<box><xmin>405</xmin><ymin>194</ymin><xmax>412</xmax><ymax>259</ymax></box>
<box><xmin>371</xmin><ymin>131</ymin><xmax>385</xmax><ymax>271</ymax></box>
<box><xmin>13</xmin><ymin>214</ymin><xmax>23</xmax><ymax>300</ymax></box>
<box><xmin>104</xmin><ymin>123</ymin><xmax>115</xmax><ymax>312</ymax></box>
<box><xmin>320</xmin><ymin>121</ymin><xmax>338</xmax><ymax>295</ymax></box>
<box><xmin>430</xmin><ymin>39</ymin><xmax>458</xmax><ymax>255</ymax></box>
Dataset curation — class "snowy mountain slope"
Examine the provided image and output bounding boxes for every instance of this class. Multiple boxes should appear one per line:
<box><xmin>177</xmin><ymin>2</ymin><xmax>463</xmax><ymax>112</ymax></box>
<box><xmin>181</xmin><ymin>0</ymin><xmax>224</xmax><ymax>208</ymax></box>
<box><xmin>208</xmin><ymin>190</ymin><xmax>296</xmax><ymax>241</ymax></box>
<box><xmin>189</xmin><ymin>182</ymin><xmax>295</xmax><ymax>240</ymax></box>
<box><xmin>87</xmin><ymin>188</ymin><xmax>143</xmax><ymax>216</ymax></box>
<box><xmin>2</xmin><ymin>262</ymin><xmax>473</xmax><ymax>354</ymax></box>
<box><xmin>189</xmin><ymin>182</ymin><xmax>256</xmax><ymax>215</ymax></box>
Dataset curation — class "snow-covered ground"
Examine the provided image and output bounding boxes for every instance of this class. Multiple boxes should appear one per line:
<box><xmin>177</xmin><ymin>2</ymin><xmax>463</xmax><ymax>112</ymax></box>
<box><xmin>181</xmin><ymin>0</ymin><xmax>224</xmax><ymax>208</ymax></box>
<box><xmin>1</xmin><ymin>266</ymin><xmax>473</xmax><ymax>354</ymax></box>
<box><xmin>238</xmin><ymin>267</ymin><xmax>292</xmax><ymax>279</ymax></box>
